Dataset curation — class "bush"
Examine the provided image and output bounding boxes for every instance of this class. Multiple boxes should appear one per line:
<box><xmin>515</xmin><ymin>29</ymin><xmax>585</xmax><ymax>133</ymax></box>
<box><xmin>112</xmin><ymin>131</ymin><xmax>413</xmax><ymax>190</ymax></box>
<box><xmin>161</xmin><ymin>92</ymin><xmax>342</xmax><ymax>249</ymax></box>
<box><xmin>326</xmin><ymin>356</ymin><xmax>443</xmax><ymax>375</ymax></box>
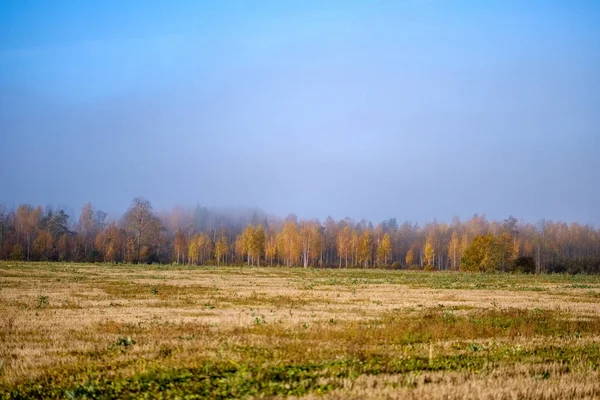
<box><xmin>10</xmin><ymin>244</ymin><xmax>24</xmax><ymax>261</ymax></box>
<box><xmin>391</xmin><ymin>261</ymin><xmax>402</xmax><ymax>270</ymax></box>
<box><xmin>511</xmin><ymin>256</ymin><xmax>536</xmax><ymax>274</ymax></box>
<box><xmin>88</xmin><ymin>249</ymin><xmax>102</xmax><ymax>262</ymax></box>
<box><xmin>547</xmin><ymin>257</ymin><xmax>600</xmax><ymax>275</ymax></box>
<box><xmin>36</xmin><ymin>295</ymin><xmax>50</xmax><ymax>309</ymax></box>
<box><xmin>112</xmin><ymin>337</ymin><xmax>136</xmax><ymax>349</ymax></box>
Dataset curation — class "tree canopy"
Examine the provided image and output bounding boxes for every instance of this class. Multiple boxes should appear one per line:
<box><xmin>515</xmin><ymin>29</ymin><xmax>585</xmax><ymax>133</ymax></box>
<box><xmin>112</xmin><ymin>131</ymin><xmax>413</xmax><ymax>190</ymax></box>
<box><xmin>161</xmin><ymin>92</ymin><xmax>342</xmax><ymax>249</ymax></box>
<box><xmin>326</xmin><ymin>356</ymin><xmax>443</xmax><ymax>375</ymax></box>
<box><xmin>0</xmin><ymin>200</ymin><xmax>598</xmax><ymax>274</ymax></box>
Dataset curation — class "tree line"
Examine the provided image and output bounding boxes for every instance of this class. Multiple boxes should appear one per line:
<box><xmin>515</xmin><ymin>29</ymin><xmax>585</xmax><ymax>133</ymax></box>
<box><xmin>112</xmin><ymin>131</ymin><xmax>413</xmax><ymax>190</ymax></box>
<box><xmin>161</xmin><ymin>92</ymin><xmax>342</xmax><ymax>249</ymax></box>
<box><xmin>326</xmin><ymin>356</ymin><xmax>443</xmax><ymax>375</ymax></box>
<box><xmin>0</xmin><ymin>198</ymin><xmax>599</xmax><ymax>273</ymax></box>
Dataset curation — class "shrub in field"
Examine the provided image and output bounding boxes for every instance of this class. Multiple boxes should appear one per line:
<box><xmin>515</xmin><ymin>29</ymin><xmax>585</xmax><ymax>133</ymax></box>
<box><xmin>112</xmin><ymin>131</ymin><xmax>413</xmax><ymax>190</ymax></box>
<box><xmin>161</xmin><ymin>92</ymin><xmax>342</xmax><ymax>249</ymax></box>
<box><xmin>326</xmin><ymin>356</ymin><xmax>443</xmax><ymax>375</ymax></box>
<box><xmin>9</xmin><ymin>244</ymin><xmax>24</xmax><ymax>261</ymax></box>
<box><xmin>112</xmin><ymin>337</ymin><xmax>136</xmax><ymax>349</ymax></box>
<box><xmin>511</xmin><ymin>256</ymin><xmax>536</xmax><ymax>273</ymax></box>
<box><xmin>36</xmin><ymin>295</ymin><xmax>50</xmax><ymax>309</ymax></box>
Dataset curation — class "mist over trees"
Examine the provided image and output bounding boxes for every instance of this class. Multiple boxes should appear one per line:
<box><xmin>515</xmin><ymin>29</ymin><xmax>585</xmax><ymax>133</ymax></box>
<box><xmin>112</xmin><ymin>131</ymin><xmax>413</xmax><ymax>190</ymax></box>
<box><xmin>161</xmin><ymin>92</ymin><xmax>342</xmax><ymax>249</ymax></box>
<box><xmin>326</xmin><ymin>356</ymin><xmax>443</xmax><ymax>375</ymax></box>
<box><xmin>0</xmin><ymin>199</ymin><xmax>599</xmax><ymax>274</ymax></box>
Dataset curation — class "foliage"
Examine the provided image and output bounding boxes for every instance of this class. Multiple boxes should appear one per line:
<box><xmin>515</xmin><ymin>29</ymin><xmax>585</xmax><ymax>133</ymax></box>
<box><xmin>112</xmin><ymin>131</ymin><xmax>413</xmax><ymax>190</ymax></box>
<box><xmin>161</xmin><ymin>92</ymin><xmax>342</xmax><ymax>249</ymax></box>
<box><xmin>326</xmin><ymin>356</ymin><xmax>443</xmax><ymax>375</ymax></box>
<box><xmin>0</xmin><ymin>200</ymin><xmax>599</xmax><ymax>274</ymax></box>
<box><xmin>377</xmin><ymin>233</ymin><xmax>392</xmax><ymax>266</ymax></box>
<box><xmin>123</xmin><ymin>197</ymin><xmax>162</xmax><ymax>263</ymax></box>
<box><xmin>9</xmin><ymin>244</ymin><xmax>24</xmax><ymax>261</ymax></box>
<box><xmin>405</xmin><ymin>248</ymin><xmax>415</xmax><ymax>267</ymax></box>
<box><xmin>461</xmin><ymin>233</ymin><xmax>515</xmax><ymax>272</ymax></box>
<box><xmin>511</xmin><ymin>256</ymin><xmax>536</xmax><ymax>274</ymax></box>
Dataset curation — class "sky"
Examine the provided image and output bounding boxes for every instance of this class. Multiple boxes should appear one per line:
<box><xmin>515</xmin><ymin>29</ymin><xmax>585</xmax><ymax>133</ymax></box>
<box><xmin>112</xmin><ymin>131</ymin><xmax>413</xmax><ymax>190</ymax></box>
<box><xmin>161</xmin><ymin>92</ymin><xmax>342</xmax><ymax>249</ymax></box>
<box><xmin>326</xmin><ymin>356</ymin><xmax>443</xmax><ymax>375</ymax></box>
<box><xmin>1</xmin><ymin>0</ymin><xmax>599</xmax><ymax>224</ymax></box>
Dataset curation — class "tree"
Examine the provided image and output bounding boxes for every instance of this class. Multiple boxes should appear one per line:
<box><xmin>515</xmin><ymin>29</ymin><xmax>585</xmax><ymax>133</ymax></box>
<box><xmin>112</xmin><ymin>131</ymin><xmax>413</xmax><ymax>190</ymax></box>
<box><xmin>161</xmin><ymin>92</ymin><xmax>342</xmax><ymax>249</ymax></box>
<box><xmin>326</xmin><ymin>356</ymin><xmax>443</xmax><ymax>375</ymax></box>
<box><xmin>323</xmin><ymin>217</ymin><xmax>338</xmax><ymax>265</ymax></box>
<box><xmin>41</xmin><ymin>209</ymin><xmax>70</xmax><ymax>239</ymax></box>
<box><xmin>448</xmin><ymin>231</ymin><xmax>460</xmax><ymax>270</ymax></box>
<box><xmin>279</xmin><ymin>221</ymin><xmax>301</xmax><ymax>267</ymax></box>
<box><xmin>405</xmin><ymin>248</ymin><xmax>415</xmax><ymax>267</ymax></box>
<box><xmin>377</xmin><ymin>233</ymin><xmax>392</xmax><ymax>266</ymax></box>
<box><xmin>485</xmin><ymin>232</ymin><xmax>515</xmax><ymax>272</ymax></box>
<box><xmin>234</xmin><ymin>235</ymin><xmax>244</xmax><ymax>264</ymax></box>
<box><xmin>1</xmin><ymin>199</ymin><xmax>599</xmax><ymax>274</ymax></box>
<box><xmin>57</xmin><ymin>234</ymin><xmax>69</xmax><ymax>261</ymax></box>
<box><xmin>200</xmin><ymin>234</ymin><xmax>212</xmax><ymax>264</ymax></box>
<box><xmin>336</xmin><ymin>226</ymin><xmax>351</xmax><ymax>268</ymax></box>
<box><xmin>10</xmin><ymin>244</ymin><xmax>24</xmax><ymax>261</ymax></box>
<box><xmin>462</xmin><ymin>235</ymin><xmax>488</xmax><ymax>272</ymax></box>
<box><xmin>15</xmin><ymin>205</ymin><xmax>42</xmax><ymax>260</ymax></box>
<box><xmin>79</xmin><ymin>203</ymin><xmax>96</xmax><ymax>259</ymax></box>
<box><xmin>265</xmin><ymin>231</ymin><xmax>277</xmax><ymax>266</ymax></box>
<box><xmin>78</xmin><ymin>203</ymin><xmax>106</xmax><ymax>261</ymax></box>
<box><xmin>359</xmin><ymin>230</ymin><xmax>373</xmax><ymax>268</ymax></box>
<box><xmin>351</xmin><ymin>230</ymin><xmax>359</xmax><ymax>267</ymax></box>
<box><xmin>174</xmin><ymin>229</ymin><xmax>187</xmax><ymax>264</ymax></box>
<box><xmin>0</xmin><ymin>204</ymin><xmax>6</xmax><ymax>254</ymax></box>
<box><xmin>503</xmin><ymin>215</ymin><xmax>518</xmax><ymax>237</ymax></box>
<box><xmin>187</xmin><ymin>232</ymin><xmax>213</xmax><ymax>265</ymax></box>
<box><xmin>461</xmin><ymin>233</ymin><xmax>515</xmax><ymax>272</ymax></box>
<box><xmin>124</xmin><ymin>197</ymin><xmax>161</xmax><ymax>263</ymax></box>
<box><xmin>188</xmin><ymin>234</ymin><xmax>200</xmax><ymax>265</ymax></box>
<box><xmin>33</xmin><ymin>231</ymin><xmax>54</xmax><ymax>260</ymax></box>
<box><xmin>95</xmin><ymin>223</ymin><xmax>126</xmax><ymax>262</ymax></box>
<box><xmin>215</xmin><ymin>235</ymin><xmax>228</xmax><ymax>265</ymax></box>
<box><xmin>252</xmin><ymin>225</ymin><xmax>266</xmax><ymax>266</ymax></box>
<box><xmin>300</xmin><ymin>220</ymin><xmax>320</xmax><ymax>268</ymax></box>
<box><xmin>424</xmin><ymin>237</ymin><xmax>435</xmax><ymax>268</ymax></box>
<box><xmin>241</xmin><ymin>225</ymin><xmax>256</xmax><ymax>265</ymax></box>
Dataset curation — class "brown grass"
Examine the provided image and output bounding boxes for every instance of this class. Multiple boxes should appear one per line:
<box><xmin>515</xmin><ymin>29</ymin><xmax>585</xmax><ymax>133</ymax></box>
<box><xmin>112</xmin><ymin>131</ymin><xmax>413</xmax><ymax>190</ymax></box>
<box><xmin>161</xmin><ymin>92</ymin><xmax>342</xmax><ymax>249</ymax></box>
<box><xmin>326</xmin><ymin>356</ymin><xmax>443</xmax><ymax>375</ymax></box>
<box><xmin>0</xmin><ymin>262</ymin><xmax>599</xmax><ymax>398</ymax></box>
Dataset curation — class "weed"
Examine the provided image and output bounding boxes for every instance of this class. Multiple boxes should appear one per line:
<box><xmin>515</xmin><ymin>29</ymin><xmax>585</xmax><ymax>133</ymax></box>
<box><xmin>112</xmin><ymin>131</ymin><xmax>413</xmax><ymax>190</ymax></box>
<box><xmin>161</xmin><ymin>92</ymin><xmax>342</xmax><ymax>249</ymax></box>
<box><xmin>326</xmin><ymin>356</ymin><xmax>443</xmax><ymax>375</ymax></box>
<box><xmin>157</xmin><ymin>345</ymin><xmax>173</xmax><ymax>358</ymax></box>
<box><xmin>111</xmin><ymin>337</ymin><xmax>136</xmax><ymax>350</ymax></box>
<box><xmin>36</xmin><ymin>295</ymin><xmax>49</xmax><ymax>309</ymax></box>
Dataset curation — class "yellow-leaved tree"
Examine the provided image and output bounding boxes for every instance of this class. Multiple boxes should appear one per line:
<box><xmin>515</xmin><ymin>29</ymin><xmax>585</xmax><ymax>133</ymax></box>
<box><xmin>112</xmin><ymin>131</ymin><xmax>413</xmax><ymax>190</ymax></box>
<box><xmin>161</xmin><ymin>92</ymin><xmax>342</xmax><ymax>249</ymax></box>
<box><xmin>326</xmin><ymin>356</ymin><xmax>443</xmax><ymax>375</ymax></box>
<box><xmin>278</xmin><ymin>221</ymin><xmax>301</xmax><ymax>266</ymax></box>
<box><xmin>188</xmin><ymin>235</ymin><xmax>199</xmax><ymax>265</ymax></box>
<box><xmin>359</xmin><ymin>230</ymin><xmax>373</xmax><ymax>268</ymax></box>
<box><xmin>405</xmin><ymin>248</ymin><xmax>415</xmax><ymax>267</ymax></box>
<box><xmin>448</xmin><ymin>231</ymin><xmax>460</xmax><ymax>270</ymax></box>
<box><xmin>377</xmin><ymin>233</ymin><xmax>392</xmax><ymax>266</ymax></box>
<box><xmin>424</xmin><ymin>236</ymin><xmax>435</xmax><ymax>269</ymax></box>
<box><xmin>188</xmin><ymin>233</ymin><xmax>212</xmax><ymax>265</ymax></box>
<box><xmin>214</xmin><ymin>235</ymin><xmax>228</xmax><ymax>266</ymax></box>
<box><xmin>265</xmin><ymin>230</ymin><xmax>277</xmax><ymax>266</ymax></box>
<box><xmin>173</xmin><ymin>229</ymin><xmax>187</xmax><ymax>264</ymax></box>
<box><xmin>336</xmin><ymin>226</ymin><xmax>351</xmax><ymax>268</ymax></box>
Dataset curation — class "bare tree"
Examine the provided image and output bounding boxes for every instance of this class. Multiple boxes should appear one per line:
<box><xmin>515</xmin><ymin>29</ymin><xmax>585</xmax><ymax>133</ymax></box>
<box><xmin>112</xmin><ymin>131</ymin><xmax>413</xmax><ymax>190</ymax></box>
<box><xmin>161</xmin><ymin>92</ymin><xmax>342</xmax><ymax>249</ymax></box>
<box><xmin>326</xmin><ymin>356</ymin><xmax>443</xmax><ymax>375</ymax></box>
<box><xmin>124</xmin><ymin>197</ymin><xmax>160</xmax><ymax>263</ymax></box>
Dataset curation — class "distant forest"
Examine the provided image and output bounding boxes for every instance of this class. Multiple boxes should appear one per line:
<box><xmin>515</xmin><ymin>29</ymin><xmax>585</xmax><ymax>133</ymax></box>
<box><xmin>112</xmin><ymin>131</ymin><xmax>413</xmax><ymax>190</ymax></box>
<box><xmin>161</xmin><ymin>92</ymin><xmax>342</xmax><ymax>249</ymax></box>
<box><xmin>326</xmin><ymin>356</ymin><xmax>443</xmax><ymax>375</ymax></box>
<box><xmin>1</xmin><ymin>198</ymin><xmax>599</xmax><ymax>274</ymax></box>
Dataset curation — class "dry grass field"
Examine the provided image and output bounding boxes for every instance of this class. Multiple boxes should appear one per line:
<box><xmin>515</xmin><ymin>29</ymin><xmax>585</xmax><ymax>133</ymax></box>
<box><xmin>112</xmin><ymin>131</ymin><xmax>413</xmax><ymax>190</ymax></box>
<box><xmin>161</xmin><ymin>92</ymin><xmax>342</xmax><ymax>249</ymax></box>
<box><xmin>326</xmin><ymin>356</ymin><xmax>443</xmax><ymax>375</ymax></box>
<box><xmin>1</xmin><ymin>262</ymin><xmax>600</xmax><ymax>399</ymax></box>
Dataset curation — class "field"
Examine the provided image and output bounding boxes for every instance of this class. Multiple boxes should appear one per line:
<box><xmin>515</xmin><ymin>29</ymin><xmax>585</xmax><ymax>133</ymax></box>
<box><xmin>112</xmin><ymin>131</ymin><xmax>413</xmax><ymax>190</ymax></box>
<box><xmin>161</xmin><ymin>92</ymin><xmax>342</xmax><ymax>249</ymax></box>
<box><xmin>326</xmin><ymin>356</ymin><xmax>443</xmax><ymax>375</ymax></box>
<box><xmin>1</xmin><ymin>262</ymin><xmax>600</xmax><ymax>399</ymax></box>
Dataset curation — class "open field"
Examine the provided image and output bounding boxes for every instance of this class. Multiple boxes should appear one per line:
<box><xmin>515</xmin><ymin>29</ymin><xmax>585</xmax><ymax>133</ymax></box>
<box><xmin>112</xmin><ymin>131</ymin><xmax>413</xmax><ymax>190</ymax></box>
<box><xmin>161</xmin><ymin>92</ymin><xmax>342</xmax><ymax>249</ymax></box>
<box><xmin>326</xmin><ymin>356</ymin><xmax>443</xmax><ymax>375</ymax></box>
<box><xmin>1</xmin><ymin>262</ymin><xmax>600</xmax><ymax>399</ymax></box>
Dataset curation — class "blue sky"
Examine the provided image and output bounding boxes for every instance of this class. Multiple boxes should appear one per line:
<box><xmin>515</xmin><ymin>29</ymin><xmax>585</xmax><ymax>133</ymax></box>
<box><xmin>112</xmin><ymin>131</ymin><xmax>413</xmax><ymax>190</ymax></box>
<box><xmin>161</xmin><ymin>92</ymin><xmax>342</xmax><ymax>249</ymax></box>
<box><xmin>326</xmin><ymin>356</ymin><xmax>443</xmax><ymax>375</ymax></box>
<box><xmin>1</xmin><ymin>0</ymin><xmax>599</xmax><ymax>224</ymax></box>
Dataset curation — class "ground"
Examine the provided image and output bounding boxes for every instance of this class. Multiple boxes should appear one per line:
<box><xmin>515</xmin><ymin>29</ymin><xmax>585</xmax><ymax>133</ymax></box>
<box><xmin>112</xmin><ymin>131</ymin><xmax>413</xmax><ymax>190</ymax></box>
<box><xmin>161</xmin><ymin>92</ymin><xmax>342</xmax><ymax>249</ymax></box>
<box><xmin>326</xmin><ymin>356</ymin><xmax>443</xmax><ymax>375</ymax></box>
<box><xmin>1</xmin><ymin>262</ymin><xmax>600</xmax><ymax>399</ymax></box>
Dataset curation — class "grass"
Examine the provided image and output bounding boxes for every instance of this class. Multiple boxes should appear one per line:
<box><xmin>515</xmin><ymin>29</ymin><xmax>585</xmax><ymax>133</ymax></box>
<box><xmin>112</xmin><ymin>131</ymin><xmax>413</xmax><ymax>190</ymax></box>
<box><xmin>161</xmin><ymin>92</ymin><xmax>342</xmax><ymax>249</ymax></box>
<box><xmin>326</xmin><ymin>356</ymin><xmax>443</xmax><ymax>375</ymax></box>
<box><xmin>0</xmin><ymin>262</ymin><xmax>599</xmax><ymax>399</ymax></box>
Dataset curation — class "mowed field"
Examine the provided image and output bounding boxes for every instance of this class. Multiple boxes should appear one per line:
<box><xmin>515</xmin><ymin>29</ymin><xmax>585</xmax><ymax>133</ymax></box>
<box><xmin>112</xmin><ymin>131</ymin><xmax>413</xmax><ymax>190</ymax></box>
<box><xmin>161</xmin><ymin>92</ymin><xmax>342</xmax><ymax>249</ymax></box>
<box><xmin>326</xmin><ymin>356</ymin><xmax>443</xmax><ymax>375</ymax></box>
<box><xmin>1</xmin><ymin>262</ymin><xmax>600</xmax><ymax>399</ymax></box>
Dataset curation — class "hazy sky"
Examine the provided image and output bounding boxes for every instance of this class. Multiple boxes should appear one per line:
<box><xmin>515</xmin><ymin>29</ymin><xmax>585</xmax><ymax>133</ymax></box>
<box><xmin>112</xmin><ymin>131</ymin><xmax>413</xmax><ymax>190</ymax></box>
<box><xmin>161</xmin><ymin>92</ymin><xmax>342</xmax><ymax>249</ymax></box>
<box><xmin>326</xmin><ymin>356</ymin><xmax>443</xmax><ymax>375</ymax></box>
<box><xmin>1</xmin><ymin>0</ymin><xmax>599</xmax><ymax>224</ymax></box>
